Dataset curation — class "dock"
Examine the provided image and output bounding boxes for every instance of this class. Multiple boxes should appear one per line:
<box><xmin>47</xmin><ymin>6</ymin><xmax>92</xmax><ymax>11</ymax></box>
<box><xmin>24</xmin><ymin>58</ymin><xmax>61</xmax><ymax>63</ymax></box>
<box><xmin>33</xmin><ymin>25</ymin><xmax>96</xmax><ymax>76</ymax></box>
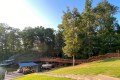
<box><xmin>4</xmin><ymin>71</ymin><xmax>23</xmax><ymax>80</ymax></box>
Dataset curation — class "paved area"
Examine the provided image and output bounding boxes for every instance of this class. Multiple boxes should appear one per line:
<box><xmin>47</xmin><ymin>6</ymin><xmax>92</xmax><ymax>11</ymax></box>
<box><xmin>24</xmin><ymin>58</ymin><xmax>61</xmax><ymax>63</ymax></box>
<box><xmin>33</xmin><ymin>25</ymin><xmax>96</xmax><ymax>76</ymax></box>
<box><xmin>42</xmin><ymin>73</ymin><xmax>120</xmax><ymax>80</ymax></box>
<box><xmin>4</xmin><ymin>71</ymin><xmax>23</xmax><ymax>80</ymax></box>
<box><xmin>4</xmin><ymin>72</ymin><xmax>120</xmax><ymax>80</ymax></box>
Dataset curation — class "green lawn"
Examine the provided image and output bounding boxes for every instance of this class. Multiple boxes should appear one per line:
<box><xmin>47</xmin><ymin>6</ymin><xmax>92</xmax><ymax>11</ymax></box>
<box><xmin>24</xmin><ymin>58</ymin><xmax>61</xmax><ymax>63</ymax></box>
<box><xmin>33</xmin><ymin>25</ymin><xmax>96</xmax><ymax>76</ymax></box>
<box><xmin>15</xmin><ymin>74</ymin><xmax>73</xmax><ymax>80</ymax></box>
<box><xmin>48</xmin><ymin>58</ymin><xmax>120</xmax><ymax>78</ymax></box>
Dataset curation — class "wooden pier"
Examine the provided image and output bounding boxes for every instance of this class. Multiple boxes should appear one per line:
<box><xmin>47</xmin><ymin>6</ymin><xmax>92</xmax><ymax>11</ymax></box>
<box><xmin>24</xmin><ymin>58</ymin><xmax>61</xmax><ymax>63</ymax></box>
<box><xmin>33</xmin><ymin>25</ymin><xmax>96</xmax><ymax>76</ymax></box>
<box><xmin>38</xmin><ymin>58</ymin><xmax>85</xmax><ymax>64</ymax></box>
<box><xmin>38</xmin><ymin>53</ymin><xmax>120</xmax><ymax>65</ymax></box>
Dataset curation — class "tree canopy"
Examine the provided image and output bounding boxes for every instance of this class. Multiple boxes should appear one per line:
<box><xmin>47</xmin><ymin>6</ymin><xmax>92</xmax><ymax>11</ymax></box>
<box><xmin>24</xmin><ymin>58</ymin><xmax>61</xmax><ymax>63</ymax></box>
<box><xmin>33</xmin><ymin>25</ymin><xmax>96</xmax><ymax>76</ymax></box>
<box><xmin>0</xmin><ymin>0</ymin><xmax>120</xmax><ymax>62</ymax></box>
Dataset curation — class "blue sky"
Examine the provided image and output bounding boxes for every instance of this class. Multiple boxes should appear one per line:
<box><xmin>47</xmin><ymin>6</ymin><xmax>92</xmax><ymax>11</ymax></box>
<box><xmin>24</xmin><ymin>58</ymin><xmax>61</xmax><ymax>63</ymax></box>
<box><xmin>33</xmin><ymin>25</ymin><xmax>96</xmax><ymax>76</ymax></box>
<box><xmin>0</xmin><ymin>0</ymin><xmax>119</xmax><ymax>30</ymax></box>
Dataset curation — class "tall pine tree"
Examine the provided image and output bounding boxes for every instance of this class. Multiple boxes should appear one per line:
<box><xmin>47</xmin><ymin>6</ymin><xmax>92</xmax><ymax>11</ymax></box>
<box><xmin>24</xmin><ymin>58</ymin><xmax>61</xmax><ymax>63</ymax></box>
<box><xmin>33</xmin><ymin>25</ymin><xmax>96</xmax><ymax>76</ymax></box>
<box><xmin>81</xmin><ymin>0</ymin><xmax>96</xmax><ymax>57</ymax></box>
<box><xmin>62</xmin><ymin>8</ymin><xmax>81</xmax><ymax>66</ymax></box>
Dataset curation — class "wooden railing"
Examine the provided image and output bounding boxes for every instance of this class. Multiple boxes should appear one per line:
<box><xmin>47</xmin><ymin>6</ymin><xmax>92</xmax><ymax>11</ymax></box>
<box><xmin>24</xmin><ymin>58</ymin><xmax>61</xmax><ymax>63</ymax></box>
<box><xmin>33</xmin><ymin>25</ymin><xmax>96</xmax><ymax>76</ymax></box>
<box><xmin>38</xmin><ymin>53</ymin><xmax>120</xmax><ymax>64</ymax></box>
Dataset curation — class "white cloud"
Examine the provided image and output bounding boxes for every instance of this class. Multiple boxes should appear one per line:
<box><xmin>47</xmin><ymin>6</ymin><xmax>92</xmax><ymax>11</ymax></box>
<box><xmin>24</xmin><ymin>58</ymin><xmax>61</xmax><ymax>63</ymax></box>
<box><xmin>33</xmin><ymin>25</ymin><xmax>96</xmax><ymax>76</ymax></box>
<box><xmin>0</xmin><ymin>0</ymin><xmax>51</xmax><ymax>30</ymax></box>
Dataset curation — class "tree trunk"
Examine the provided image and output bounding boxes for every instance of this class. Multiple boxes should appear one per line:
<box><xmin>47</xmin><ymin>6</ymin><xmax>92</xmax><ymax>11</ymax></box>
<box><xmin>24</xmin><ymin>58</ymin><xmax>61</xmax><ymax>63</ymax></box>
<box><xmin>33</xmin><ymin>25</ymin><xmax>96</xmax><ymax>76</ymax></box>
<box><xmin>73</xmin><ymin>55</ymin><xmax>75</xmax><ymax>66</ymax></box>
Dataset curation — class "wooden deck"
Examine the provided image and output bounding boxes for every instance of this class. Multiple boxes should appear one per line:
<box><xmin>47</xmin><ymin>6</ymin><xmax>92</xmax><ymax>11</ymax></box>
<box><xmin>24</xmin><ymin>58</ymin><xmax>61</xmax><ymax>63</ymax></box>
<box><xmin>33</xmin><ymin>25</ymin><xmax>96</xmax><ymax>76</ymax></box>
<box><xmin>38</xmin><ymin>53</ymin><xmax>120</xmax><ymax>64</ymax></box>
<box><xmin>4</xmin><ymin>71</ymin><xmax>23</xmax><ymax>80</ymax></box>
<box><xmin>38</xmin><ymin>58</ymin><xmax>87</xmax><ymax>64</ymax></box>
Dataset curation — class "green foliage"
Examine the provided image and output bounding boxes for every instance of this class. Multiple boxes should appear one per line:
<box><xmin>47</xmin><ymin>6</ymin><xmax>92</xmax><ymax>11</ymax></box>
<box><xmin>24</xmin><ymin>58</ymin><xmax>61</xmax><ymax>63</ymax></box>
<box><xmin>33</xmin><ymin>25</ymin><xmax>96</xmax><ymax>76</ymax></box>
<box><xmin>20</xmin><ymin>26</ymin><xmax>56</xmax><ymax>57</ymax></box>
<box><xmin>62</xmin><ymin>8</ymin><xmax>81</xmax><ymax>57</ymax></box>
<box><xmin>0</xmin><ymin>23</ymin><xmax>22</xmax><ymax>61</ymax></box>
<box><xmin>80</xmin><ymin>0</ymin><xmax>95</xmax><ymax>57</ymax></box>
<box><xmin>93</xmin><ymin>1</ymin><xmax>118</xmax><ymax>54</ymax></box>
<box><xmin>55</xmin><ymin>24</ymin><xmax>64</xmax><ymax>57</ymax></box>
<box><xmin>0</xmin><ymin>24</ymin><xmax>56</xmax><ymax>61</ymax></box>
<box><xmin>62</xmin><ymin>8</ymin><xmax>82</xmax><ymax>65</ymax></box>
<box><xmin>0</xmin><ymin>0</ymin><xmax>120</xmax><ymax>61</ymax></box>
<box><xmin>59</xmin><ymin>0</ymin><xmax>120</xmax><ymax>59</ymax></box>
<box><xmin>85</xmin><ymin>0</ymin><xmax>92</xmax><ymax>13</ymax></box>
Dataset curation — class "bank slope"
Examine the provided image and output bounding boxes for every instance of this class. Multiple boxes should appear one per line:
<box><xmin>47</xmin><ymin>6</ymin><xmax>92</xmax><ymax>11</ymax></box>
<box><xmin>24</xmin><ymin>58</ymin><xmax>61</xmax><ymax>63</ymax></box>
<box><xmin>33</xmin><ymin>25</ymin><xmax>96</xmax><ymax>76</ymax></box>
<box><xmin>48</xmin><ymin>58</ymin><xmax>120</xmax><ymax>78</ymax></box>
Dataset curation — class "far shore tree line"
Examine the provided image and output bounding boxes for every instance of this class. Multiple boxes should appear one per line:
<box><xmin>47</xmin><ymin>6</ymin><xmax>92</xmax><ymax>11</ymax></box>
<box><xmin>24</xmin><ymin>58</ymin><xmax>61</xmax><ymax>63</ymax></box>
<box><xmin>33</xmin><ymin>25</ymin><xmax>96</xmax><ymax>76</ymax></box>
<box><xmin>0</xmin><ymin>0</ymin><xmax>120</xmax><ymax>63</ymax></box>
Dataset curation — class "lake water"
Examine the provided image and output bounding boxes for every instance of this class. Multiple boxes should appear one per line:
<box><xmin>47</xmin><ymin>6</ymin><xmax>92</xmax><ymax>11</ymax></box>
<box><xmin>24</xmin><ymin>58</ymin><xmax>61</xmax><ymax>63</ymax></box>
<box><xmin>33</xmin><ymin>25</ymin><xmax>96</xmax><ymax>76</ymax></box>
<box><xmin>0</xmin><ymin>66</ymin><xmax>18</xmax><ymax>80</ymax></box>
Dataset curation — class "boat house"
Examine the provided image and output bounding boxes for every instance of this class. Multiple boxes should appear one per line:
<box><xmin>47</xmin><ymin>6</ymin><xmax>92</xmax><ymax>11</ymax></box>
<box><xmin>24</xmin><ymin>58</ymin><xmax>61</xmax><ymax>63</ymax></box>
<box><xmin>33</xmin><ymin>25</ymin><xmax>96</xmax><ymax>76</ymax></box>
<box><xmin>18</xmin><ymin>62</ymin><xmax>38</xmax><ymax>74</ymax></box>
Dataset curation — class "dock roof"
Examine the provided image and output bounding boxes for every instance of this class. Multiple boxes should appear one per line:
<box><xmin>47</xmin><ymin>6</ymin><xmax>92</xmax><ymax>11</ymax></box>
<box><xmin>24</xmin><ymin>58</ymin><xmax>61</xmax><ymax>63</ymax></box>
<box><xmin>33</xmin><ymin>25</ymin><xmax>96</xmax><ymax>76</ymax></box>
<box><xmin>19</xmin><ymin>62</ymin><xmax>38</xmax><ymax>67</ymax></box>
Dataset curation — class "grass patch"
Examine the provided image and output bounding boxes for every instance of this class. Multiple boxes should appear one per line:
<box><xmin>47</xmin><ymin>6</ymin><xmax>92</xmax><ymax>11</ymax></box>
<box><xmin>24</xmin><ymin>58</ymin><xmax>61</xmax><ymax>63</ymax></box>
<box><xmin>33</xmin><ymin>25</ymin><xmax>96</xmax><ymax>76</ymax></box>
<box><xmin>15</xmin><ymin>74</ymin><xmax>73</xmax><ymax>80</ymax></box>
<box><xmin>48</xmin><ymin>58</ymin><xmax>120</xmax><ymax>78</ymax></box>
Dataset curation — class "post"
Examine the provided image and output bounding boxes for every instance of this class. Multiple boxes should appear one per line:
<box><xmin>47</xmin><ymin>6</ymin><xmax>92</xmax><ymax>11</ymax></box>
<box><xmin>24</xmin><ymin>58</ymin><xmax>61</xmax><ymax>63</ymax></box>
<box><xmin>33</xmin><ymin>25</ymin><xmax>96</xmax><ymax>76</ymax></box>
<box><xmin>73</xmin><ymin>55</ymin><xmax>75</xmax><ymax>66</ymax></box>
<box><xmin>36</xmin><ymin>66</ymin><xmax>39</xmax><ymax>72</ymax></box>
